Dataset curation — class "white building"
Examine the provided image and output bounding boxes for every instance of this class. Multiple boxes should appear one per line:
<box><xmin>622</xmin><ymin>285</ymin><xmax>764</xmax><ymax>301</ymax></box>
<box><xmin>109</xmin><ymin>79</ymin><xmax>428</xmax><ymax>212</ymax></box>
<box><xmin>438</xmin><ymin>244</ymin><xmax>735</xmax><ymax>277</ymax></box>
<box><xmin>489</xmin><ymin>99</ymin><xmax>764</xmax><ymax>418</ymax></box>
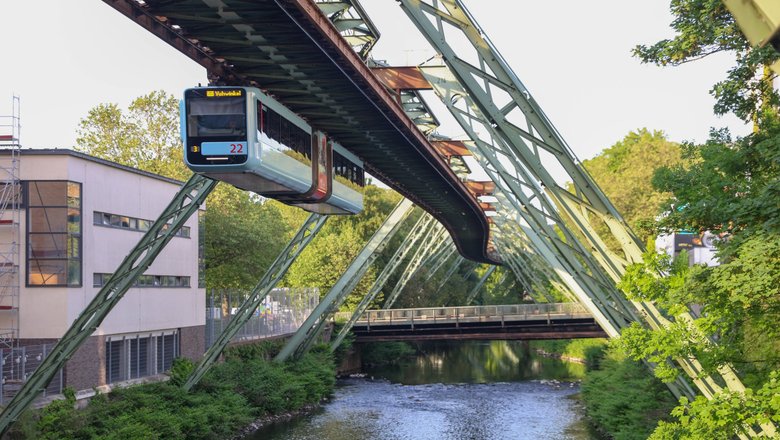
<box><xmin>0</xmin><ymin>149</ymin><xmax>205</xmax><ymax>391</ymax></box>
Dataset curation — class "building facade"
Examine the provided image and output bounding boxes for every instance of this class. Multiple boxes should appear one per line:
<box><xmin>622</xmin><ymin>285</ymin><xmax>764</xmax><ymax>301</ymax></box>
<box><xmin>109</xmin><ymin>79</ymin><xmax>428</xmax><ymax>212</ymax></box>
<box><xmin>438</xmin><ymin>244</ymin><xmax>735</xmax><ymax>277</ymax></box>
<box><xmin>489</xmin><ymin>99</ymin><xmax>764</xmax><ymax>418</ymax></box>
<box><xmin>0</xmin><ymin>149</ymin><xmax>205</xmax><ymax>392</ymax></box>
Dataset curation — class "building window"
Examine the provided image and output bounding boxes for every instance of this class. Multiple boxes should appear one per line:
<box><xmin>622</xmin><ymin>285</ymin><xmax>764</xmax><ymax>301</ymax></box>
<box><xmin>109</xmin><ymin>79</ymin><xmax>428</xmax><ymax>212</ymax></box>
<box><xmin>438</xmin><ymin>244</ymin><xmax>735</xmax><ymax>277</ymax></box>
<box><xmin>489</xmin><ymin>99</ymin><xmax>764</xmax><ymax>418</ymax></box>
<box><xmin>93</xmin><ymin>211</ymin><xmax>190</xmax><ymax>238</ymax></box>
<box><xmin>93</xmin><ymin>273</ymin><xmax>190</xmax><ymax>288</ymax></box>
<box><xmin>105</xmin><ymin>331</ymin><xmax>180</xmax><ymax>384</ymax></box>
<box><xmin>26</xmin><ymin>181</ymin><xmax>81</xmax><ymax>287</ymax></box>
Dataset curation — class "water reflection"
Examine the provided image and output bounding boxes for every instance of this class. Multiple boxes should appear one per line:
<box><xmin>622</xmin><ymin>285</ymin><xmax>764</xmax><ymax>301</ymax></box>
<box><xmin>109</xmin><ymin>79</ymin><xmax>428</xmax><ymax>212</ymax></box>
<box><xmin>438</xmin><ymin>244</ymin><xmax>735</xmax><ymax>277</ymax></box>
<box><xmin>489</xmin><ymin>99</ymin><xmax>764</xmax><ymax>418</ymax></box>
<box><xmin>366</xmin><ymin>341</ymin><xmax>585</xmax><ymax>384</ymax></box>
<box><xmin>252</xmin><ymin>341</ymin><xmax>595</xmax><ymax>440</ymax></box>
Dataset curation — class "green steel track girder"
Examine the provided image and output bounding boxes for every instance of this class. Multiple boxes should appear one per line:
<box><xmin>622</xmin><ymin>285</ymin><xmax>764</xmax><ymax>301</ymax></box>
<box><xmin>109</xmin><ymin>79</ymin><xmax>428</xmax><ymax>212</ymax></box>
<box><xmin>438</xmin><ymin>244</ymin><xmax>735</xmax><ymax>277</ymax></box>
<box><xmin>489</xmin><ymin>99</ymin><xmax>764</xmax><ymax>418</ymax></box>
<box><xmin>0</xmin><ymin>174</ymin><xmax>217</xmax><ymax>435</ymax></box>
<box><xmin>383</xmin><ymin>222</ymin><xmax>448</xmax><ymax>309</ymax></box>
<box><xmin>183</xmin><ymin>212</ymin><xmax>327</xmax><ymax>391</ymax></box>
<box><xmin>275</xmin><ymin>199</ymin><xmax>415</xmax><ymax>362</ymax></box>
<box><xmin>400</xmin><ymin>0</ymin><xmax>644</xmax><ymax>270</ymax></box>
<box><xmin>418</xmin><ymin>231</ymin><xmax>452</xmax><ymax>270</ymax></box>
<box><xmin>331</xmin><ymin>211</ymin><xmax>435</xmax><ymax>350</ymax></box>
<box><xmin>492</xmin><ymin>218</ymin><xmax>574</xmax><ymax>302</ymax></box>
<box><xmin>465</xmin><ymin>265</ymin><xmax>496</xmax><ymax>304</ymax></box>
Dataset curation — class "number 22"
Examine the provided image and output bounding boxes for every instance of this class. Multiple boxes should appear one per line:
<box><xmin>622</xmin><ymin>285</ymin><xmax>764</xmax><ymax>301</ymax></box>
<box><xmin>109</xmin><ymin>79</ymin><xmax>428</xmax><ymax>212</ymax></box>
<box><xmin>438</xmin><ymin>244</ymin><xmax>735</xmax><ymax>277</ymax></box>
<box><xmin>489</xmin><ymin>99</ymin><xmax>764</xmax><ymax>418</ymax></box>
<box><xmin>230</xmin><ymin>143</ymin><xmax>244</xmax><ymax>154</ymax></box>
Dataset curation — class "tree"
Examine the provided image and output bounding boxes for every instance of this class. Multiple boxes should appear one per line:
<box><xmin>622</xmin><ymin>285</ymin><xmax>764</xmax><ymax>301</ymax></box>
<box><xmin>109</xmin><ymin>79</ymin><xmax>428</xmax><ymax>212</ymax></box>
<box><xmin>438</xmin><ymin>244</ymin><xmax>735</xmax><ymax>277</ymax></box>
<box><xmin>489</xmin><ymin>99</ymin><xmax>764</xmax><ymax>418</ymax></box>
<box><xmin>582</xmin><ymin>129</ymin><xmax>685</xmax><ymax>244</ymax></box>
<box><xmin>76</xmin><ymin>91</ymin><xmax>189</xmax><ymax>180</ymax></box>
<box><xmin>283</xmin><ymin>186</ymin><xmax>401</xmax><ymax>310</ymax></box>
<box><xmin>652</xmin><ymin>124</ymin><xmax>780</xmax><ymax>243</ymax></box>
<box><xmin>633</xmin><ymin>0</ymin><xmax>779</xmax><ymax>124</ymax></box>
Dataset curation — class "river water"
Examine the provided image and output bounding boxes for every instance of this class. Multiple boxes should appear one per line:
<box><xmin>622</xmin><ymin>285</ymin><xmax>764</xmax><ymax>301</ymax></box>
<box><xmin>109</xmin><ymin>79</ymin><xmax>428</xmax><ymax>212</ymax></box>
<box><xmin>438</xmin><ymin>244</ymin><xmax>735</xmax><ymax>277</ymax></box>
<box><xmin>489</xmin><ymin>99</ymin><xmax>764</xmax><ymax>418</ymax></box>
<box><xmin>252</xmin><ymin>341</ymin><xmax>596</xmax><ymax>440</ymax></box>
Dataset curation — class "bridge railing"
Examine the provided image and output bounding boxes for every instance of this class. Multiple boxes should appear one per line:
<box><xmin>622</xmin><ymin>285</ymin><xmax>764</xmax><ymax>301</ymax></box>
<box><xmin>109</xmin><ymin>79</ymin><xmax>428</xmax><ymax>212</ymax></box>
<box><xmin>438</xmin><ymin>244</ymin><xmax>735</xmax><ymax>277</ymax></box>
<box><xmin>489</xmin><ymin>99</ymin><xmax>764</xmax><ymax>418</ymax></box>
<box><xmin>335</xmin><ymin>302</ymin><xmax>589</xmax><ymax>326</ymax></box>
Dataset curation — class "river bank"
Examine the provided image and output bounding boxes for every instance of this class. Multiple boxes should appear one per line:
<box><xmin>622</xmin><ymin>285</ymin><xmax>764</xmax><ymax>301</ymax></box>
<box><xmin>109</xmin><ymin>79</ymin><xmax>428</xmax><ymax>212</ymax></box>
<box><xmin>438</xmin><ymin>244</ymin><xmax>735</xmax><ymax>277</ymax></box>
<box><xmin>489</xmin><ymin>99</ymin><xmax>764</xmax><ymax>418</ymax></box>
<box><xmin>6</xmin><ymin>340</ymin><xmax>338</xmax><ymax>440</ymax></box>
<box><xmin>531</xmin><ymin>339</ymin><xmax>677</xmax><ymax>440</ymax></box>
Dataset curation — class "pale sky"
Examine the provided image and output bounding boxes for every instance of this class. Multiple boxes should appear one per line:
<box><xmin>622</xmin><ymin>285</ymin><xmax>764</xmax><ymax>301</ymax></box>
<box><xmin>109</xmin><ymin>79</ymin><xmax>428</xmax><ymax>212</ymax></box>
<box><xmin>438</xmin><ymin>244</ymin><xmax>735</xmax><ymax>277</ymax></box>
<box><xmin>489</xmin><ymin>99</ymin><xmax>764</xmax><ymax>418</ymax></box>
<box><xmin>0</xmin><ymin>1</ymin><xmax>750</xmax><ymax>163</ymax></box>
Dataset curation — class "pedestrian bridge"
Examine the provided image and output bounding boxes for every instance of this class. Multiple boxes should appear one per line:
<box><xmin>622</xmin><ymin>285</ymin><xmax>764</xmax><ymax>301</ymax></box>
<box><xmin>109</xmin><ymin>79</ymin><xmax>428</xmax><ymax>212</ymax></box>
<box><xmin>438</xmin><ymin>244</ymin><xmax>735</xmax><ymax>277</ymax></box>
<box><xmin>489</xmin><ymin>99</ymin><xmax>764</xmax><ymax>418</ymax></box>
<box><xmin>339</xmin><ymin>303</ymin><xmax>606</xmax><ymax>342</ymax></box>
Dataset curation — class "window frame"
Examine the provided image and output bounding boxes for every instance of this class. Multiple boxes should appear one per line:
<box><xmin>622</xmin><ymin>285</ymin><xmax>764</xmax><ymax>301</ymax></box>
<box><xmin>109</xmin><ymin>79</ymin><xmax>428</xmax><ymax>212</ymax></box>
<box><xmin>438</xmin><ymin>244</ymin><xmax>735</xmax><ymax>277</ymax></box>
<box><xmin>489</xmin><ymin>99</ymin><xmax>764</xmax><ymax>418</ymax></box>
<box><xmin>25</xmin><ymin>180</ymin><xmax>83</xmax><ymax>288</ymax></box>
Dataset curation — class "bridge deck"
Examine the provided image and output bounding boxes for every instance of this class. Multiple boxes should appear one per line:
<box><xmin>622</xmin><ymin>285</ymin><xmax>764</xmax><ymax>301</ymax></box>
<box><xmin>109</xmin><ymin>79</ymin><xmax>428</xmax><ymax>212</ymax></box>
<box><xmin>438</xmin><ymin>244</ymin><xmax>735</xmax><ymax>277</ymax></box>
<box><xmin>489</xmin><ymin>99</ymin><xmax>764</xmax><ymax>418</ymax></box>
<box><xmin>341</xmin><ymin>303</ymin><xmax>607</xmax><ymax>342</ymax></box>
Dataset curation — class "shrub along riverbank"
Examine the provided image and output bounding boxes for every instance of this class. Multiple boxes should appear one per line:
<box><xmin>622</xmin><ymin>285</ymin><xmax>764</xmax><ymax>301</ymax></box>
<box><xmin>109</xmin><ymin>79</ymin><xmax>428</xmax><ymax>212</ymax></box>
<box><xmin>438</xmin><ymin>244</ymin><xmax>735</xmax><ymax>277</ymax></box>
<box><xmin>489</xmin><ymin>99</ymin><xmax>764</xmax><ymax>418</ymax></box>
<box><xmin>7</xmin><ymin>340</ymin><xmax>337</xmax><ymax>440</ymax></box>
<box><xmin>531</xmin><ymin>339</ymin><xmax>677</xmax><ymax>440</ymax></box>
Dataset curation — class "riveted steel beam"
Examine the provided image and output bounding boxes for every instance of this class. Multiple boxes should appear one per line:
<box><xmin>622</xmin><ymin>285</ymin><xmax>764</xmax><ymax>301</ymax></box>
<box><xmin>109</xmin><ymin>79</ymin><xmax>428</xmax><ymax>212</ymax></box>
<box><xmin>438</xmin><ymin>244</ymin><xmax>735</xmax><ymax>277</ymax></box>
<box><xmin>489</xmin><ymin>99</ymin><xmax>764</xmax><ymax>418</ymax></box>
<box><xmin>275</xmin><ymin>199</ymin><xmax>414</xmax><ymax>362</ymax></box>
<box><xmin>183</xmin><ymin>212</ymin><xmax>327</xmax><ymax>391</ymax></box>
<box><xmin>331</xmin><ymin>212</ymin><xmax>435</xmax><ymax>350</ymax></box>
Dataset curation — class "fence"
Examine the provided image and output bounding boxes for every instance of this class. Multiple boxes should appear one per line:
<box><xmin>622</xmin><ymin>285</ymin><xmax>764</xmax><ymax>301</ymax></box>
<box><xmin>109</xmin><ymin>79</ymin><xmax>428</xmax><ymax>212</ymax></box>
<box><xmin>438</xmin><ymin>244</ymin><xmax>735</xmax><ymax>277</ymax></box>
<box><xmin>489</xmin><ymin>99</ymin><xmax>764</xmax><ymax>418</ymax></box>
<box><xmin>336</xmin><ymin>302</ymin><xmax>590</xmax><ymax>326</ymax></box>
<box><xmin>205</xmin><ymin>287</ymin><xmax>319</xmax><ymax>348</ymax></box>
<box><xmin>0</xmin><ymin>343</ymin><xmax>63</xmax><ymax>405</ymax></box>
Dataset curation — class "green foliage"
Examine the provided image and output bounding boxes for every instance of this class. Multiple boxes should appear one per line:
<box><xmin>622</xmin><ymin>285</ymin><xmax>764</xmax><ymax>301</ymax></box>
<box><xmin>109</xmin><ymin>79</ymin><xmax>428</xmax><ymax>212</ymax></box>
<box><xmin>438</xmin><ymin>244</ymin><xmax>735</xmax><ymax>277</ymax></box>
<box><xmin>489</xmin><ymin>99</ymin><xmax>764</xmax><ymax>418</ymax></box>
<box><xmin>633</xmin><ymin>0</ymin><xmax>779</xmax><ymax>123</ymax></box>
<box><xmin>9</xmin><ymin>345</ymin><xmax>337</xmax><ymax>439</ymax></box>
<box><xmin>76</xmin><ymin>90</ymin><xmax>189</xmax><ymax>180</ymax></box>
<box><xmin>360</xmin><ymin>342</ymin><xmax>416</xmax><ymax>366</ymax></box>
<box><xmin>653</xmin><ymin>125</ymin><xmax>780</xmax><ymax>241</ymax></box>
<box><xmin>617</xmin><ymin>234</ymin><xmax>780</xmax><ymax>385</ymax></box>
<box><xmin>581</xmin><ymin>344</ymin><xmax>677</xmax><ymax>440</ymax></box>
<box><xmin>224</xmin><ymin>339</ymin><xmax>285</xmax><ymax>362</ymax></box>
<box><xmin>168</xmin><ymin>357</ymin><xmax>195</xmax><ymax>387</ymax></box>
<box><xmin>582</xmin><ymin>129</ymin><xmax>685</xmax><ymax>245</ymax></box>
<box><xmin>530</xmin><ymin>339</ymin><xmax>608</xmax><ymax>369</ymax></box>
<box><xmin>649</xmin><ymin>372</ymin><xmax>780</xmax><ymax>439</ymax></box>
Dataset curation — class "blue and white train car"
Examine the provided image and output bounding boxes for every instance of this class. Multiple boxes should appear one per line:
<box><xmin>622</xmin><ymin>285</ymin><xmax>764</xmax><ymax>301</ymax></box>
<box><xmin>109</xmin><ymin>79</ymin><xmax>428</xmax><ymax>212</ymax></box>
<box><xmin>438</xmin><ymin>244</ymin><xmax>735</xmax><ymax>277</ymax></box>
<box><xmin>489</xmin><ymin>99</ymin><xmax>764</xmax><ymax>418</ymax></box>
<box><xmin>181</xmin><ymin>86</ymin><xmax>363</xmax><ymax>214</ymax></box>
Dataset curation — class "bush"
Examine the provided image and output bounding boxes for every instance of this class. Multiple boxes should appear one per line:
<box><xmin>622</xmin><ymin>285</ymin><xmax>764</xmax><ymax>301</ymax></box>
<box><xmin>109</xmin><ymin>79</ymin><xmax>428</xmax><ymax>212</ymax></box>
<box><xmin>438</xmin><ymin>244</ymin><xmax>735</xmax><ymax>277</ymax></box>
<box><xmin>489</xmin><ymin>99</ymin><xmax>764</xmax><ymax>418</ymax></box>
<box><xmin>8</xmin><ymin>341</ymin><xmax>337</xmax><ymax>439</ymax></box>
<box><xmin>580</xmin><ymin>344</ymin><xmax>676</xmax><ymax>440</ymax></box>
<box><xmin>168</xmin><ymin>357</ymin><xmax>195</xmax><ymax>386</ymax></box>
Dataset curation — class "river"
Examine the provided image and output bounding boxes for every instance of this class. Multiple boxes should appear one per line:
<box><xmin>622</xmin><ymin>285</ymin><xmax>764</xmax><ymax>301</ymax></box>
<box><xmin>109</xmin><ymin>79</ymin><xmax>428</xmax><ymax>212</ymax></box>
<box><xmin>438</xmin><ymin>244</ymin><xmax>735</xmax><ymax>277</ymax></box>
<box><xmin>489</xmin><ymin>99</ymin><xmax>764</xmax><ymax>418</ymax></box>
<box><xmin>251</xmin><ymin>341</ymin><xmax>596</xmax><ymax>440</ymax></box>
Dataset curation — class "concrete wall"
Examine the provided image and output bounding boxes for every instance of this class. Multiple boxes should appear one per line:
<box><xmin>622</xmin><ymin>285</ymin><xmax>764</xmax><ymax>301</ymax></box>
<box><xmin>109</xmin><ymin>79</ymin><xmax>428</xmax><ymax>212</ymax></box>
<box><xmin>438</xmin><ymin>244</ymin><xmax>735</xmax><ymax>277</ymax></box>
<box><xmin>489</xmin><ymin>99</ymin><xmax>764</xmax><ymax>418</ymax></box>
<box><xmin>180</xmin><ymin>325</ymin><xmax>206</xmax><ymax>362</ymax></box>
<box><xmin>16</xmin><ymin>153</ymin><xmax>205</xmax><ymax>339</ymax></box>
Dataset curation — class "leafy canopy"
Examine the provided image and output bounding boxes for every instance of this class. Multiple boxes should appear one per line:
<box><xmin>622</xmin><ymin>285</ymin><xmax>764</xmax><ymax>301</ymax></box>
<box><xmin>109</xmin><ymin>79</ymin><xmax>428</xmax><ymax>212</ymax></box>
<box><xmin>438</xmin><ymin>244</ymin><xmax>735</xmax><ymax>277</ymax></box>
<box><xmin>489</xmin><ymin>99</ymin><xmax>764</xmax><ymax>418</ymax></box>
<box><xmin>633</xmin><ymin>0</ymin><xmax>779</xmax><ymax>123</ymax></box>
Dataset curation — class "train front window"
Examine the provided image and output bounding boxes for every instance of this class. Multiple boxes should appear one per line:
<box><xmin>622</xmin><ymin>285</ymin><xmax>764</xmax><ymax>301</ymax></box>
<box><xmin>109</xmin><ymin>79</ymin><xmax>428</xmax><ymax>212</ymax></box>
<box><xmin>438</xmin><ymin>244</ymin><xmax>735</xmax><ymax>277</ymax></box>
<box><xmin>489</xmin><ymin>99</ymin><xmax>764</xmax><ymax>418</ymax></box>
<box><xmin>187</xmin><ymin>96</ymin><xmax>247</xmax><ymax>138</ymax></box>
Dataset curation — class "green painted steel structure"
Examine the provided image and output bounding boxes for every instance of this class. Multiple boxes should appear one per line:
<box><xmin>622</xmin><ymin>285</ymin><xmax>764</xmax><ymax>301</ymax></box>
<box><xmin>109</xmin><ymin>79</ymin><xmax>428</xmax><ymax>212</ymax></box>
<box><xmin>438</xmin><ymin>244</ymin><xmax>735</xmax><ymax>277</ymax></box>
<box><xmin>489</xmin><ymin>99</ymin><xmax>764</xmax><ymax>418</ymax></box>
<box><xmin>331</xmin><ymin>210</ymin><xmax>435</xmax><ymax>350</ymax></box>
<box><xmin>275</xmin><ymin>198</ymin><xmax>415</xmax><ymax>362</ymax></box>
<box><xmin>398</xmin><ymin>1</ymin><xmax>774</xmax><ymax>435</ymax></box>
<box><xmin>464</xmin><ymin>265</ymin><xmax>495</xmax><ymax>305</ymax></box>
<box><xmin>183</xmin><ymin>213</ymin><xmax>328</xmax><ymax>391</ymax></box>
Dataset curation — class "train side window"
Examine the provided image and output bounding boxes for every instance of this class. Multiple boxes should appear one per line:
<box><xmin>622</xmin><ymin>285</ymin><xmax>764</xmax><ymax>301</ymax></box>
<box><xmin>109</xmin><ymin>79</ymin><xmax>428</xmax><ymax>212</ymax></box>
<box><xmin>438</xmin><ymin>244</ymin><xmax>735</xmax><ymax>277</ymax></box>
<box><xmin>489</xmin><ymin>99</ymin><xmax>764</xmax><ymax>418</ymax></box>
<box><xmin>258</xmin><ymin>104</ymin><xmax>267</xmax><ymax>134</ymax></box>
<box><xmin>267</xmin><ymin>109</ymin><xmax>280</xmax><ymax>142</ymax></box>
<box><xmin>280</xmin><ymin>119</ymin><xmax>291</xmax><ymax>148</ymax></box>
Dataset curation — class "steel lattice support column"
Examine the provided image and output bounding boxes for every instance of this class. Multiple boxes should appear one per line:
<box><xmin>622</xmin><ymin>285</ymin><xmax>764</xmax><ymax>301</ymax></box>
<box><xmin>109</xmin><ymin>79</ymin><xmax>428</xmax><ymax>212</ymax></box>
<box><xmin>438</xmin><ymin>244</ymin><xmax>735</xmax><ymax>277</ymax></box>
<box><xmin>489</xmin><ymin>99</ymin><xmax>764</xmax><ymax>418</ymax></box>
<box><xmin>331</xmin><ymin>211</ymin><xmax>435</xmax><ymax>350</ymax></box>
<box><xmin>398</xmin><ymin>2</ymin><xmax>768</xmax><ymax>430</ymax></box>
<box><xmin>383</xmin><ymin>222</ymin><xmax>448</xmax><ymax>309</ymax></box>
<box><xmin>275</xmin><ymin>199</ymin><xmax>415</xmax><ymax>362</ymax></box>
<box><xmin>423</xmin><ymin>242</ymin><xmax>457</xmax><ymax>281</ymax></box>
<box><xmin>183</xmin><ymin>213</ymin><xmax>327</xmax><ymax>391</ymax></box>
<box><xmin>0</xmin><ymin>174</ymin><xmax>217</xmax><ymax>435</ymax></box>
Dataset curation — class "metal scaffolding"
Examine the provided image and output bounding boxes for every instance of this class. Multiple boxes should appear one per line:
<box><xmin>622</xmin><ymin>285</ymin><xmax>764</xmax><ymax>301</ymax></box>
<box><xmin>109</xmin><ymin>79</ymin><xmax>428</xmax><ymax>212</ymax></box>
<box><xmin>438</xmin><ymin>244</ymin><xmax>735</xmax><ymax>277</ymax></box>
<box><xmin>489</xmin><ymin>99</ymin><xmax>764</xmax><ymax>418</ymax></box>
<box><xmin>0</xmin><ymin>96</ymin><xmax>21</xmax><ymax>350</ymax></box>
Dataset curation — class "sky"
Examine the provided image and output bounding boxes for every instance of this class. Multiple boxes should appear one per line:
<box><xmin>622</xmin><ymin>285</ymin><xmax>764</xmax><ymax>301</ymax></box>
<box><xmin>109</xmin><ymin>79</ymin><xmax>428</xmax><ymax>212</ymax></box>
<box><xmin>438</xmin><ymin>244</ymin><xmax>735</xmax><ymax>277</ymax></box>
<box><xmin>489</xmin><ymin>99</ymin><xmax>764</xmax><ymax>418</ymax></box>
<box><xmin>0</xmin><ymin>1</ymin><xmax>750</xmax><ymax>163</ymax></box>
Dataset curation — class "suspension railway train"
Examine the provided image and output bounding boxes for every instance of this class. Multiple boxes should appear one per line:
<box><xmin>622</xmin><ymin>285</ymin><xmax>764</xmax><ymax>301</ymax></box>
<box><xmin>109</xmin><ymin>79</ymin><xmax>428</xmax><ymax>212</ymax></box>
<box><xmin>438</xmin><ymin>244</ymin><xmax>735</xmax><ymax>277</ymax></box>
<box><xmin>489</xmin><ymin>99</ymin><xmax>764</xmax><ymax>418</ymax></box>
<box><xmin>181</xmin><ymin>86</ymin><xmax>364</xmax><ymax>214</ymax></box>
